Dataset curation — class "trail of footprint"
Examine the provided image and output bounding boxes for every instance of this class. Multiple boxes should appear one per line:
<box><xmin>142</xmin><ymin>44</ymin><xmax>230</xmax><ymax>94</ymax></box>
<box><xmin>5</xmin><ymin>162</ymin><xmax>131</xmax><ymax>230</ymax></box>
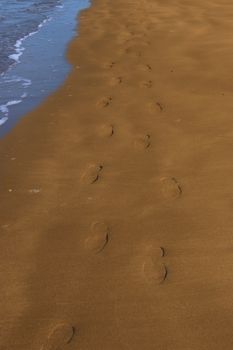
<box><xmin>41</xmin><ymin>323</ymin><xmax>75</xmax><ymax>350</ymax></box>
<box><xmin>160</xmin><ymin>177</ymin><xmax>182</xmax><ymax>199</ymax></box>
<box><xmin>134</xmin><ymin>134</ymin><xmax>151</xmax><ymax>150</ymax></box>
<box><xmin>97</xmin><ymin>96</ymin><xmax>112</xmax><ymax>108</ymax></box>
<box><xmin>98</xmin><ymin>124</ymin><xmax>114</xmax><ymax>137</ymax></box>
<box><xmin>82</xmin><ymin>164</ymin><xmax>103</xmax><ymax>184</ymax></box>
<box><xmin>85</xmin><ymin>221</ymin><xmax>109</xmax><ymax>253</ymax></box>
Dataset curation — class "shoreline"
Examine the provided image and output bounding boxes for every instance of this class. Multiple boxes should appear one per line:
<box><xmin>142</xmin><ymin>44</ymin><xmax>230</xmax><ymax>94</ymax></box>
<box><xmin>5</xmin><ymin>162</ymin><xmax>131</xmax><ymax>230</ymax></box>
<box><xmin>7</xmin><ymin>18</ymin><xmax>51</xmax><ymax>69</ymax></box>
<box><xmin>1</xmin><ymin>0</ymin><xmax>233</xmax><ymax>349</ymax></box>
<box><xmin>0</xmin><ymin>0</ymin><xmax>90</xmax><ymax>137</ymax></box>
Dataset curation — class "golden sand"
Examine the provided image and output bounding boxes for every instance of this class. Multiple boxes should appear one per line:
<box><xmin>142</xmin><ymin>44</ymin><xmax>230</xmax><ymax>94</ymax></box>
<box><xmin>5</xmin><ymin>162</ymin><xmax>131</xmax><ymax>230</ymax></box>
<box><xmin>1</xmin><ymin>0</ymin><xmax>233</xmax><ymax>348</ymax></box>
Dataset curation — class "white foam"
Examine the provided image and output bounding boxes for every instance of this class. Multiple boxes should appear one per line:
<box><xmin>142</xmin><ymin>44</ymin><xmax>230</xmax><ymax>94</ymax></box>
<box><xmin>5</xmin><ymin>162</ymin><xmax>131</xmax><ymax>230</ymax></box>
<box><xmin>9</xmin><ymin>52</ymin><xmax>23</xmax><ymax>63</ymax></box>
<box><xmin>7</xmin><ymin>100</ymin><xmax>22</xmax><ymax>107</ymax></box>
<box><xmin>0</xmin><ymin>99</ymin><xmax>22</xmax><ymax>116</ymax></box>
<box><xmin>38</xmin><ymin>18</ymin><xmax>51</xmax><ymax>29</ymax></box>
<box><xmin>0</xmin><ymin>73</ymin><xmax>31</xmax><ymax>123</ymax></box>
<box><xmin>22</xmin><ymin>78</ymin><xmax>31</xmax><ymax>87</ymax></box>
<box><xmin>21</xmin><ymin>92</ymin><xmax>27</xmax><ymax>98</ymax></box>
<box><xmin>0</xmin><ymin>105</ymin><xmax>9</xmax><ymax>114</ymax></box>
<box><xmin>8</xmin><ymin>18</ymin><xmax>51</xmax><ymax>66</ymax></box>
<box><xmin>2</xmin><ymin>77</ymin><xmax>22</xmax><ymax>84</ymax></box>
<box><xmin>0</xmin><ymin>76</ymin><xmax>31</xmax><ymax>87</ymax></box>
<box><xmin>0</xmin><ymin>116</ymin><xmax>8</xmax><ymax>126</ymax></box>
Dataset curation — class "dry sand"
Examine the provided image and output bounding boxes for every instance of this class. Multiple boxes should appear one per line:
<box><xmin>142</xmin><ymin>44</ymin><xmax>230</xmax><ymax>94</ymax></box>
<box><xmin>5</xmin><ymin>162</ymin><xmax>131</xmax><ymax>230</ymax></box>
<box><xmin>1</xmin><ymin>0</ymin><xmax>233</xmax><ymax>348</ymax></box>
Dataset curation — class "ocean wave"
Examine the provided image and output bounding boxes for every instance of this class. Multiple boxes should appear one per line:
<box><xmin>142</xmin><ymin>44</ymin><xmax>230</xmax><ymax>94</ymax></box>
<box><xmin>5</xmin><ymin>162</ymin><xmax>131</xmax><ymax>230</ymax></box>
<box><xmin>0</xmin><ymin>14</ymin><xmax>51</xmax><ymax>127</ymax></box>
<box><xmin>0</xmin><ymin>75</ymin><xmax>32</xmax><ymax>87</ymax></box>
<box><xmin>8</xmin><ymin>18</ymin><xmax>51</xmax><ymax>67</ymax></box>
<box><xmin>0</xmin><ymin>100</ymin><xmax>22</xmax><ymax>116</ymax></box>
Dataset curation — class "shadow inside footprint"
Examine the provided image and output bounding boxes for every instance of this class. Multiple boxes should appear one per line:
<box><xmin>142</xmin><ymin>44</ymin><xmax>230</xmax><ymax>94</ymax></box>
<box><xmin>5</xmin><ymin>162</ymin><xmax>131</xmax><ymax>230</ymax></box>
<box><xmin>139</xmin><ymin>64</ymin><xmax>152</xmax><ymax>72</ymax></box>
<box><xmin>125</xmin><ymin>46</ymin><xmax>142</xmax><ymax>57</ymax></box>
<box><xmin>82</xmin><ymin>164</ymin><xmax>103</xmax><ymax>184</ymax></box>
<box><xmin>140</xmin><ymin>80</ymin><xmax>152</xmax><ymax>88</ymax></box>
<box><xmin>109</xmin><ymin>76</ymin><xmax>122</xmax><ymax>86</ymax></box>
<box><xmin>42</xmin><ymin>323</ymin><xmax>75</xmax><ymax>350</ymax></box>
<box><xmin>147</xmin><ymin>99</ymin><xmax>166</xmax><ymax>114</ymax></box>
<box><xmin>97</xmin><ymin>96</ymin><xmax>112</xmax><ymax>108</ymax></box>
<box><xmin>98</xmin><ymin>124</ymin><xmax>114</xmax><ymax>137</ymax></box>
<box><xmin>104</xmin><ymin>61</ymin><xmax>116</xmax><ymax>69</ymax></box>
<box><xmin>156</xmin><ymin>102</ymin><xmax>164</xmax><ymax>111</ymax></box>
<box><xmin>160</xmin><ymin>177</ymin><xmax>182</xmax><ymax>199</ymax></box>
<box><xmin>134</xmin><ymin>134</ymin><xmax>151</xmax><ymax>150</ymax></box>
<box><xmin>85</xmin><ymin>221</ymin><xmax>109</xmax><ymax>253</ymax></box>
<box><xmin>159</xmin><ymin>246</ymin><xmax>165</xmax><ymax>257</ymax></box>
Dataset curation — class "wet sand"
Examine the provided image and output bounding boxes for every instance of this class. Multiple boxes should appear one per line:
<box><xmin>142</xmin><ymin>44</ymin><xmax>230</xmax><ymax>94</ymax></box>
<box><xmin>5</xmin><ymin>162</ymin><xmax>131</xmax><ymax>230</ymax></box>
<box><xmin>1</xmin><ymin>0</ymin><xmax>233</xmax><ymax>349</ymax></box>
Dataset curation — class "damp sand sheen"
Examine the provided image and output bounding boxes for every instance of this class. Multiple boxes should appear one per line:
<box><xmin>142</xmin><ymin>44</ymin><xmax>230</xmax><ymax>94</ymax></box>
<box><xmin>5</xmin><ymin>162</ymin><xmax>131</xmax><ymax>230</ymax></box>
<box><xmin>1</xmin><ymin>0</ymin><xmax>233</xmax><ymax>349</ymax></box>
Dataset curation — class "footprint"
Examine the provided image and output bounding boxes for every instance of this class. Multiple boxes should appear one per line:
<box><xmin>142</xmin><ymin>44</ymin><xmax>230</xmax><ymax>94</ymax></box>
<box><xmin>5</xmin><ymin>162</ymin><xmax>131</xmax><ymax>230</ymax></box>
<box><xmin>140</xmin><ymin>245</ymin><xmax>167</xmax><ymax>284</ymax></box>
<box><xmin>97</xmin><ymin>96</ymin><xmax>112</xmax><ymax>108</ymax></box>
<box><xmin>160</xmin><ymin>177</ymin><xmax>182</xmax><ymax>199</ymax></box>
<box><xmin>134</xmin><ymin>134</ymin><xmax>151</xmax><ymax>150</ymax></box>
<box><xmin>104</xmin><ymin>61</ymin><xmax>116</xmax><ymax>69</ymax></box>
<box><xmin>125</xmin><ymin>47</ymin><xmax>142</xmax><ymax>57</ymax></box>
<box><xmin>142</xmin><ymin>260</ymin><xmax>167</xmax><ymax>284</ymax></box>
<box><xmin>85</xmin><ymin>221</ymin><xmax>109</xmax><ymax>253</ymax></box>
<box><xmin>41</xmin><ymin>323</ymin><xmax>75</xmax><ymax>350</ymax></box>
<box><xmin>82</xmin><ymin>164</ymin><xmax>103</xmax><ymax>184</ymax></box>
<box><xmin>140</xmin><ymin>80</ymin><xmax>152</xmax><ymax>88</ymax></box>
<box><xmin>147</xmin><ymin>101</ymin><xmax>164</xmax><ymax>113</ymax></box>
<box><xmin>109</xmin><ymin>76</ymin><xmax>122</xmax><ymax>86</ymax></box>
<box><xmin>156</xmin><ymin>102</ymin><xmax>164</xmax><ymax>111</ymax></box>
<box><xmin>98</xmin><ymin>124</ymin><xmax>114</xmax><ymax>137</ymax></box>
<box><xmin>125</xmin><ymin>38</ymin><xmax>150</xmax><ymax>47</ymax></box>
<box><xmin>139</xmin><ymin>64</ymin><xmax>152</xmax><ymax>72</ymax></box>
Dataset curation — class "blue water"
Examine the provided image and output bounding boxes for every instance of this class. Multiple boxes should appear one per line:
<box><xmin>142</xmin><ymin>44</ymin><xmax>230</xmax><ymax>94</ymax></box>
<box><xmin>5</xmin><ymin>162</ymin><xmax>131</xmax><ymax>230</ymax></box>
<box><xmin>0</xmin><ymin>0</ymin><xmax>90</xmax><ymax>137</ymax></box>
<box><xmin>0</xmin><ymin>0</ymin><xmax>62</xmax><ymax>74</ymax></box>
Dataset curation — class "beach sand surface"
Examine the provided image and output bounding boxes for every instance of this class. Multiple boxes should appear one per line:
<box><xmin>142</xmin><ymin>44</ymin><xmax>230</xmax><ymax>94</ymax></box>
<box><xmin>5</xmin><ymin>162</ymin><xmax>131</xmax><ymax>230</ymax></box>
<box><xmin>1</xmin><ymin>0</ymin><xmax>233</xmax><ymax>349</ymax></box>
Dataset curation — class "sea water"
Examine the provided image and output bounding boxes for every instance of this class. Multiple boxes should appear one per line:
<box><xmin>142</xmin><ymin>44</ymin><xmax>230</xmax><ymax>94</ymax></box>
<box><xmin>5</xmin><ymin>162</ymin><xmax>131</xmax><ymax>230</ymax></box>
<box><xmin>0</xmin><ymin>0</ymin><xmax>90</xmax><ymax>137</ymax></box>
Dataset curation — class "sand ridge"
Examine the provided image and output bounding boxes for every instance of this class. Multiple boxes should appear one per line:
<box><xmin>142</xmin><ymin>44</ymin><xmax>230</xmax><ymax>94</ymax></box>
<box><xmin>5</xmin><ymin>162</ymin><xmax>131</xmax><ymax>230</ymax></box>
<box><xmin>1</xmin><ymin>0</ymin><xmax>233</xmax><ymax>349</ymax></box>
